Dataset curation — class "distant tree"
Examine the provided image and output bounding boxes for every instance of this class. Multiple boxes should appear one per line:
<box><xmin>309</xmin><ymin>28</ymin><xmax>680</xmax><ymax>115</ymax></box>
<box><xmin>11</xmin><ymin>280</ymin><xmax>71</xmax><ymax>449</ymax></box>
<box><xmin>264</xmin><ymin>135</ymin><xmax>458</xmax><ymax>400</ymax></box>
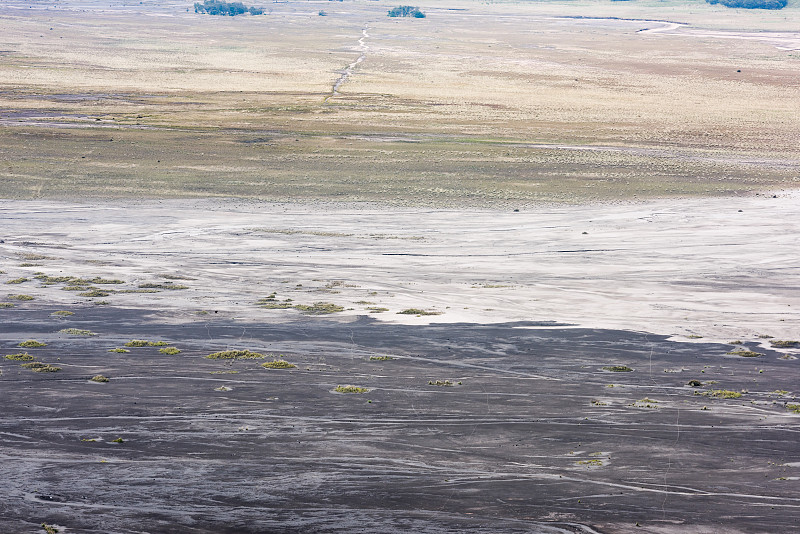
<box><xmin>194</xmin><ymin>0</ymin><xmax>265</xmax><ymax>16</ymax></box>
<box><xmin>706</xmin><ymin>0</ymin><xmax>787</xmax><ymax>8</ymax></box>
<box><xmin>387</xmin><ymin>5</ymin><xmax>425</xmax><ymax>18</ymax></box>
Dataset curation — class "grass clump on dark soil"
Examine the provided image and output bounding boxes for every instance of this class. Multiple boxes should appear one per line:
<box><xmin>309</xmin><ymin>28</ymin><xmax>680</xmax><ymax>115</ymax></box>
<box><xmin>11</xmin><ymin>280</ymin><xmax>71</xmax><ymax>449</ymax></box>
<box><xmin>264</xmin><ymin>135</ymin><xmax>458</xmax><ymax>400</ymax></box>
<box><xmin>90</xmin><ymin>375</ymin><xmax>109</xmax><ymax>382</ymax></box>
<box><xmin>704</xmin><ymin>389</ymin><xmax>743</xmax><ymax>399</ymax></box>
<box><xmin>5</xmin><ymin>352</ymin><xmax>34</xmax><ymax>361</ymax></box>
<box><xmin>261</xmin><ymin>359</ymin><xmax>296</xmax><ymax>369</ymax></box>
<box><xmin>59</xmin><ymin>328</ymin><xmax>97</xmax><ymax>336</ymax></box>
<box><xmin>335</xmin><ymin>385</ymin><xmax>370</xmax><ymax>393</ymax></box>
<box><xmin>52</xmin><ymin>310</ymin><xmax>74</xmax><ymax>316</ymax></box>
<box><xmin>124</xmin><ymin>340</ymin><xmax>169</xmax><ymax>347</ymax></box>
<box><xmin>603</xmin><ymin>365</ymin><xmax>633</xmax><ymax>372</ymax></box>
<box><xmin>109</xmin><ymin>348</ymin><xmax>130</xmax><ymax>353</ymax></box>
<box><xmin>727</xmin><ymin>349</ymin><xmax>762</xmax><ymax>358</ymax></box>
<box><xmin>206</xmin><ymin>349</ymin><xmax>266</xmax><ymax>360</ymax></box>
<box><xmin>158</xmin><ymin>347</ymin><xmax>181</xmax><ymax>355</ymax></box>
<box><xmin>370</xmin><ymin>355</ymin><xmax>394</xmax><ymax>361</ymax></box>
<box><xmin>429</xmin><ymin>380</ymin><xmax>454</xmax><ymax>386</ymax></box>
<box><xmin>21</xmin><ymin>362</ymin><xmax>61</xmax><ymax>372</ymax></box>
<box><xmin>8</xmin><ymin>294</ymin><xmax>34</xmax><ymax>301</ymax></box>
<box><xmin>19</xmin><ymin>339</ymin><xmax>46</xmax><ymax>348</ymax></box>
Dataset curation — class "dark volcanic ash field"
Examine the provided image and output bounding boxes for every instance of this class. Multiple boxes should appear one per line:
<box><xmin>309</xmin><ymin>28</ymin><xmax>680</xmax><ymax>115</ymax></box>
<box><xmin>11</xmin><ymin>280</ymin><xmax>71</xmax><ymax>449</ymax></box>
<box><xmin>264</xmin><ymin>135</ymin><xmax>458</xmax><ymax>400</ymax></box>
<box><xmin>1</xmin><ymin>198</ymin><xmax>799</xmax><ymax>533</ymax></box>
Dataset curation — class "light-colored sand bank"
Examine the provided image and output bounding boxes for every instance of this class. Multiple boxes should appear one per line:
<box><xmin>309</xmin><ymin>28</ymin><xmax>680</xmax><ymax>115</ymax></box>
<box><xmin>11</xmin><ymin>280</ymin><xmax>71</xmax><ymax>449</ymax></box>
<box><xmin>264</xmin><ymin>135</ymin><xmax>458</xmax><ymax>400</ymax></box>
<box><xmin>1</xmin><ymin>193</ymin><xmax>797</xmax><ymax>348</ymax></box>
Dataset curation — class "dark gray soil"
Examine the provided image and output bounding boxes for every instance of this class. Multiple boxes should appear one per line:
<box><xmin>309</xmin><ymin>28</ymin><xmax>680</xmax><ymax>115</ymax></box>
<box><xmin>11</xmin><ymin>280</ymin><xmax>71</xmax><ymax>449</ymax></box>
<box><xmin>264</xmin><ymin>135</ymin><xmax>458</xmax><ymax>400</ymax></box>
<box><xmin>1</xmin><ymin>306</ymin><xmax>799</xmax><ymax>534</ymax></box>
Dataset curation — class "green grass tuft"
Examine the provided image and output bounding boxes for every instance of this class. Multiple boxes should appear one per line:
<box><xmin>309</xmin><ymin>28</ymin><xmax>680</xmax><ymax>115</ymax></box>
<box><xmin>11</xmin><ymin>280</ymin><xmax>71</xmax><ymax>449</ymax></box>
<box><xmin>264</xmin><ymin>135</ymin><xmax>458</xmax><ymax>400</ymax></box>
<box><xmin>428</xmin><ymin>380</ymin><xmax>454</xmax><ymax>386</ymax></box>
<box><xmin>108</xmin><ymin>348</ymin><xmax>130</xmax><ymax>353</ymax></box>
<box><xmin>8</xmin><ymin>294</ymin><xmax>34</xmax><ymax>301</ymax></box>
<box><xmin>21</xmin><ymin>362</ymin><xmax>61</xmax><ymax>372</ymax></box>
<box><xmin>335</xmin><ymin>385</ymin><xmax>369</xmax><ymax>394</ymax></box>
<box><xmin>727</xmin><ymin>349</ymin><xmax>762</xmax><ymax>358</ymax></box>
<box><xmin>369</xmin><ymin>355</ymin><xmax>394</xmax><ymax>361</ymax></box>
<box><xmin>51</xmin><ymin>310</ymin><xmax>74</xmax><ymax>316</ymax></box>
<box><xmin>19</xmin><ymin>339</ymin><xmax>46</xmax><ymax>348</ymax></box>
<box><xmin>158</xmin><ymin>347</ymin><xmax>181</xmax><ymax>355</ymax></box>
<box><xmin>293</xmin><ymin>302</ymin><xmax>344</xmax><ymax>315</ymax></box>
<box><xmin>0</xmin><ymin>302</ymin><xmax>15</xmax><ymax>308</ymax></box>
<box><xmin>603</xmin><ymin>365</ymin><xmax>633</xmax><ymax>372</ymax></box>
<box><xmin>261</xmin><ymin>359</ymin><xmax>296</xmax><ymax>369</ymax></box>
<box><xmin>206</xmin><ymin>349</ymin><xmax>266</xmax><ymax>360</ymax></box>
<box><xmin>59</xmin><ymin>328</ymin><xmax>97</xmax><ymax>336</ymax></box>
<box><xmin>79</xmin><ymin>289</ymin><xmax>111</xmax><ymax>297</ymax></box>
<box><xmin>704</xmin><ymin>389</ymin><xmax>743</xmax><ymax>399</ymax></box>
<box><xmin>397</xmin><ymin>308</ymin><xmax>442</xmax><ymax>316</ymax></box>
<box><xmin>6</xmin><ymin>277</ymin><xmax>29</xmax><ymax>284</ymax></box>
<box><xmin>4</xmin><ymin>352</ymin><xmax>34</xmax><ymax>361</ymax></box>
<box><xmin>90</xmin><ymin>375</ymin><xmax>109</xmax><ymax>383</ymax></box>
<box><xmin>138</xmin><ymin>283</ymin><xmax>189</xmax><ymax>290</ymax></box>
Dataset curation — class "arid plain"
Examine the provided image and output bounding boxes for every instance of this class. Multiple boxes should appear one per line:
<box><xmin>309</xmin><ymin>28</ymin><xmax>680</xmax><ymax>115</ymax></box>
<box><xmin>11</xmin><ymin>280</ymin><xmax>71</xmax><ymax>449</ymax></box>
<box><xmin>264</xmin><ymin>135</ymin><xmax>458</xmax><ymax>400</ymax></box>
<box><xmin>1</xmin><ymin>1</ymin><xmax>799</xmax><ymax>533</ymax></box>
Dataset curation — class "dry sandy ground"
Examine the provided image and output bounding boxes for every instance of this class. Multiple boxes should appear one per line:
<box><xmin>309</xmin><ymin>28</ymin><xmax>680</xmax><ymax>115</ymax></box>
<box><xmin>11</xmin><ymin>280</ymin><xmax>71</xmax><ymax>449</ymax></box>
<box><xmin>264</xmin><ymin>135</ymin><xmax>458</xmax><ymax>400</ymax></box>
<box><xmin>1</xmin><ymin>193</ymin><xmax>798</xmax><ymax>345</ymax></box>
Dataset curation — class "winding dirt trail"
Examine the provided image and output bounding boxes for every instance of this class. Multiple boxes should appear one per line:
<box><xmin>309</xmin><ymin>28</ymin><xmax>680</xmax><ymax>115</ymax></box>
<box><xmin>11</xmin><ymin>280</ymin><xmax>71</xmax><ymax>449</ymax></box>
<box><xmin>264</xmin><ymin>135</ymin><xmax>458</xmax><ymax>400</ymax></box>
<box><xmin>325</xmin><ymin>24</ymin><xmax>369</xmax><ymax>102</ymax></box>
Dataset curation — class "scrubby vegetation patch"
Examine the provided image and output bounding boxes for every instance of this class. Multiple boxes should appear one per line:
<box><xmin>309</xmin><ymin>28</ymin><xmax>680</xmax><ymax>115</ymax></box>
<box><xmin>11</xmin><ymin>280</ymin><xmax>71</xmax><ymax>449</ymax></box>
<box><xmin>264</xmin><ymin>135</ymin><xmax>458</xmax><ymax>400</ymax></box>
<box><xmin>335</xmin><ymin>385</ymin><xmax>370</xmax><ymax>394</ymax></box>
<box><xmin>207</xmin><ymin>349</ymin><xmax>266</xmax><ymax>360</ymax></box>
<box><xmin>19</xmin><ymin>340</ymin><xmax>46</xmax><ymax>348</ymax></box>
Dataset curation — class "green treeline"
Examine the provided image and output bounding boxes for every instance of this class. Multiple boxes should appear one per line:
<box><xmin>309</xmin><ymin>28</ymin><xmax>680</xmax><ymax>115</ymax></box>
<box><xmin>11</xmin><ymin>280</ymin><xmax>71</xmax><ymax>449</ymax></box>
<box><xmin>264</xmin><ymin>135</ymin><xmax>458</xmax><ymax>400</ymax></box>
<box><xmin>194</xmin><ymin>0</ymin><xmax>264</xmax><ymax>16</ymax></box>
<box><xmin>706</xmin><ymin>0</ymin><xmax>787</xmax><ymax>8</ymax></box>
<box><xmin>387</xmin><ymin>5</ymin><xmax>426</xmax><ymax>18</ymax></box>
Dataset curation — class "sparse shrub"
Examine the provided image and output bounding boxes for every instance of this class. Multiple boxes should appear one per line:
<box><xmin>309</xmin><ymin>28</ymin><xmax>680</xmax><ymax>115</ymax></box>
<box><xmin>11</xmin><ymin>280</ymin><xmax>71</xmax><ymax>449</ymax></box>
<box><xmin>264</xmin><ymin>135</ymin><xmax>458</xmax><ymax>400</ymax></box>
<box><xmin>90</xmin><ymin>277</ymin><xmax>124</xmax><ymax>284</ymax></box>
<box><xmin>138</xmin><ymin>283</ymin><xmax>189</xmax><ymax>290</ymax></box>
<box><xmin>705</xmin><ymin>389</ymin><xmax>743</xmax><ymax>399</ymax></box>
<box><xmin>79</xmin><ymin>290</ymin><xmax>111</xmax><ymax>297</ymax></box>
<box><xmin>59</xmin><ymin>328</ymin><xmax>97</xmax><ymax>336</ymax></box>
<box><xmin>91</xmin><ymin>375</ymin><xmax>109</xmax><ymax>382</ymax></box>
<box><xmin>770</xmin><ymin>340</ymin><xmax>799</xmax><ymax>348</ymax></box>
<box><xmin>124</xmin><ymin>340</ymin><xmax>170</xmax><ymax>347</ymax></box>
<box><xmin>429</xmin><ymin>380</ymin><xmax>454</xmax><ymax>386</ymax></box>
<box><xmin>0</xmin><ymin>303</ymin><xmax>14</xmax><ymax>308</ymax></box>
<box><xmin>367</xmin><ymin>307</ymin><xmax>389</xmax><ymax>313</ymax></box>
<box><xmin>603</xmin><ymin>365</ymin><xmax>633</xmax><ymax>372</ymax></box>
<box><xmin>261</xmin><ymin>359</ymin><xmax>296</xmax><ymax>369</ymax></box>
<box><xmin>727</xmin><ymin>349</ymin><xmax>762</xmax><ymax>358</ymax></box>
<box><xmin>52</xmin><ymin>310</ymin><xmax>74</xmax><ymax>316</ymax></box>
<box><xmin>206</xmin><ymin>349</ymin><xmax>266</xmax><ymax>359</ymax></box>
<box><xmin>159</xmin><ymin>347</ymin><xmax>181</xmax><ymax>355</ymax></box>
<box><xmin>8</xmin><ymin>294</ymin><xmax>34</xmax><ymax>301</ymax></box>
<box><xmin>21</xmin><ymin>362</ymin><xmax>61</xmax><ymax>372</ymax></box>
<box><xmin>787</xmin><ymin>403</ymin><xmax>800</xmax><ymax>414</ymax></box>
<box><xmin>388</xmin><ymin>5</ymin><xmax>425</xmax><ymax>17</ymax></box>
<box><xmin>335</xmin><ymin>385</ymin><xmax>369</xmax><ymax>393</ymax></box>
<box><xmin>4</xmin><ymin>352</ymin><xmax>34</xmax><ymax>361</ymax></box>
<box><xmin>293</xmin><ymin>302</ymin><xmax>344</xmax><ymax>314</ymax></box>
<box><xmin>41</xmin><ymin>524</ymin><xmax>59</xmax><ymax>534</ymax></box>
<box><xmin>687</xmin><ymin>379</ymin><xmax>704</xmax><ymax>387</ymax></box>
<box><xmin>19</xmin><ymin>340</ymin><xmax>46</xmax><ymax>348</ymax></box>
<box><xmin>397</xmin><ymin>308</ymin><xmax>441</xmax><ymax>316</ymax></box>
<box><xmin>109</xmin><ymin>348</ymin><xmax>130</xmax><ymax>353</ymax></box>
<box><xmin>111</xmin><ymin>437</ymin><xmax>124</xmax><ymax>443</ymax></box>
<box><xmin>369</xmin><ymin>355</ymin><xmax>394</xmax><ymax>361</ymax></box>
<box><xmin>6</xmin><ymin>277</ymin><xmax>29</xmax><ymax>284</ymax></box>
<box><xmin>706</xmin><ymin>0</ymin><xmax>787</xmax><ymax>9</ymax></box>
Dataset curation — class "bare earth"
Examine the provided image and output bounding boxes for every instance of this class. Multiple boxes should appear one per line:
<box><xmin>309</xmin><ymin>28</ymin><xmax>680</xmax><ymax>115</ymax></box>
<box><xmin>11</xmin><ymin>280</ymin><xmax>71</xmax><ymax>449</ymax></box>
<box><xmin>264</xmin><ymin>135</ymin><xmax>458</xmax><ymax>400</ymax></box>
<box><xmin>1</xmin><ymin>0</ymin><xmax>800</xmax><ymax>532</ymax></box>
<box><xmin>1</xmin><ymin>195</ymin><xmax>799</xmax><ymax>533</ymax></box>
